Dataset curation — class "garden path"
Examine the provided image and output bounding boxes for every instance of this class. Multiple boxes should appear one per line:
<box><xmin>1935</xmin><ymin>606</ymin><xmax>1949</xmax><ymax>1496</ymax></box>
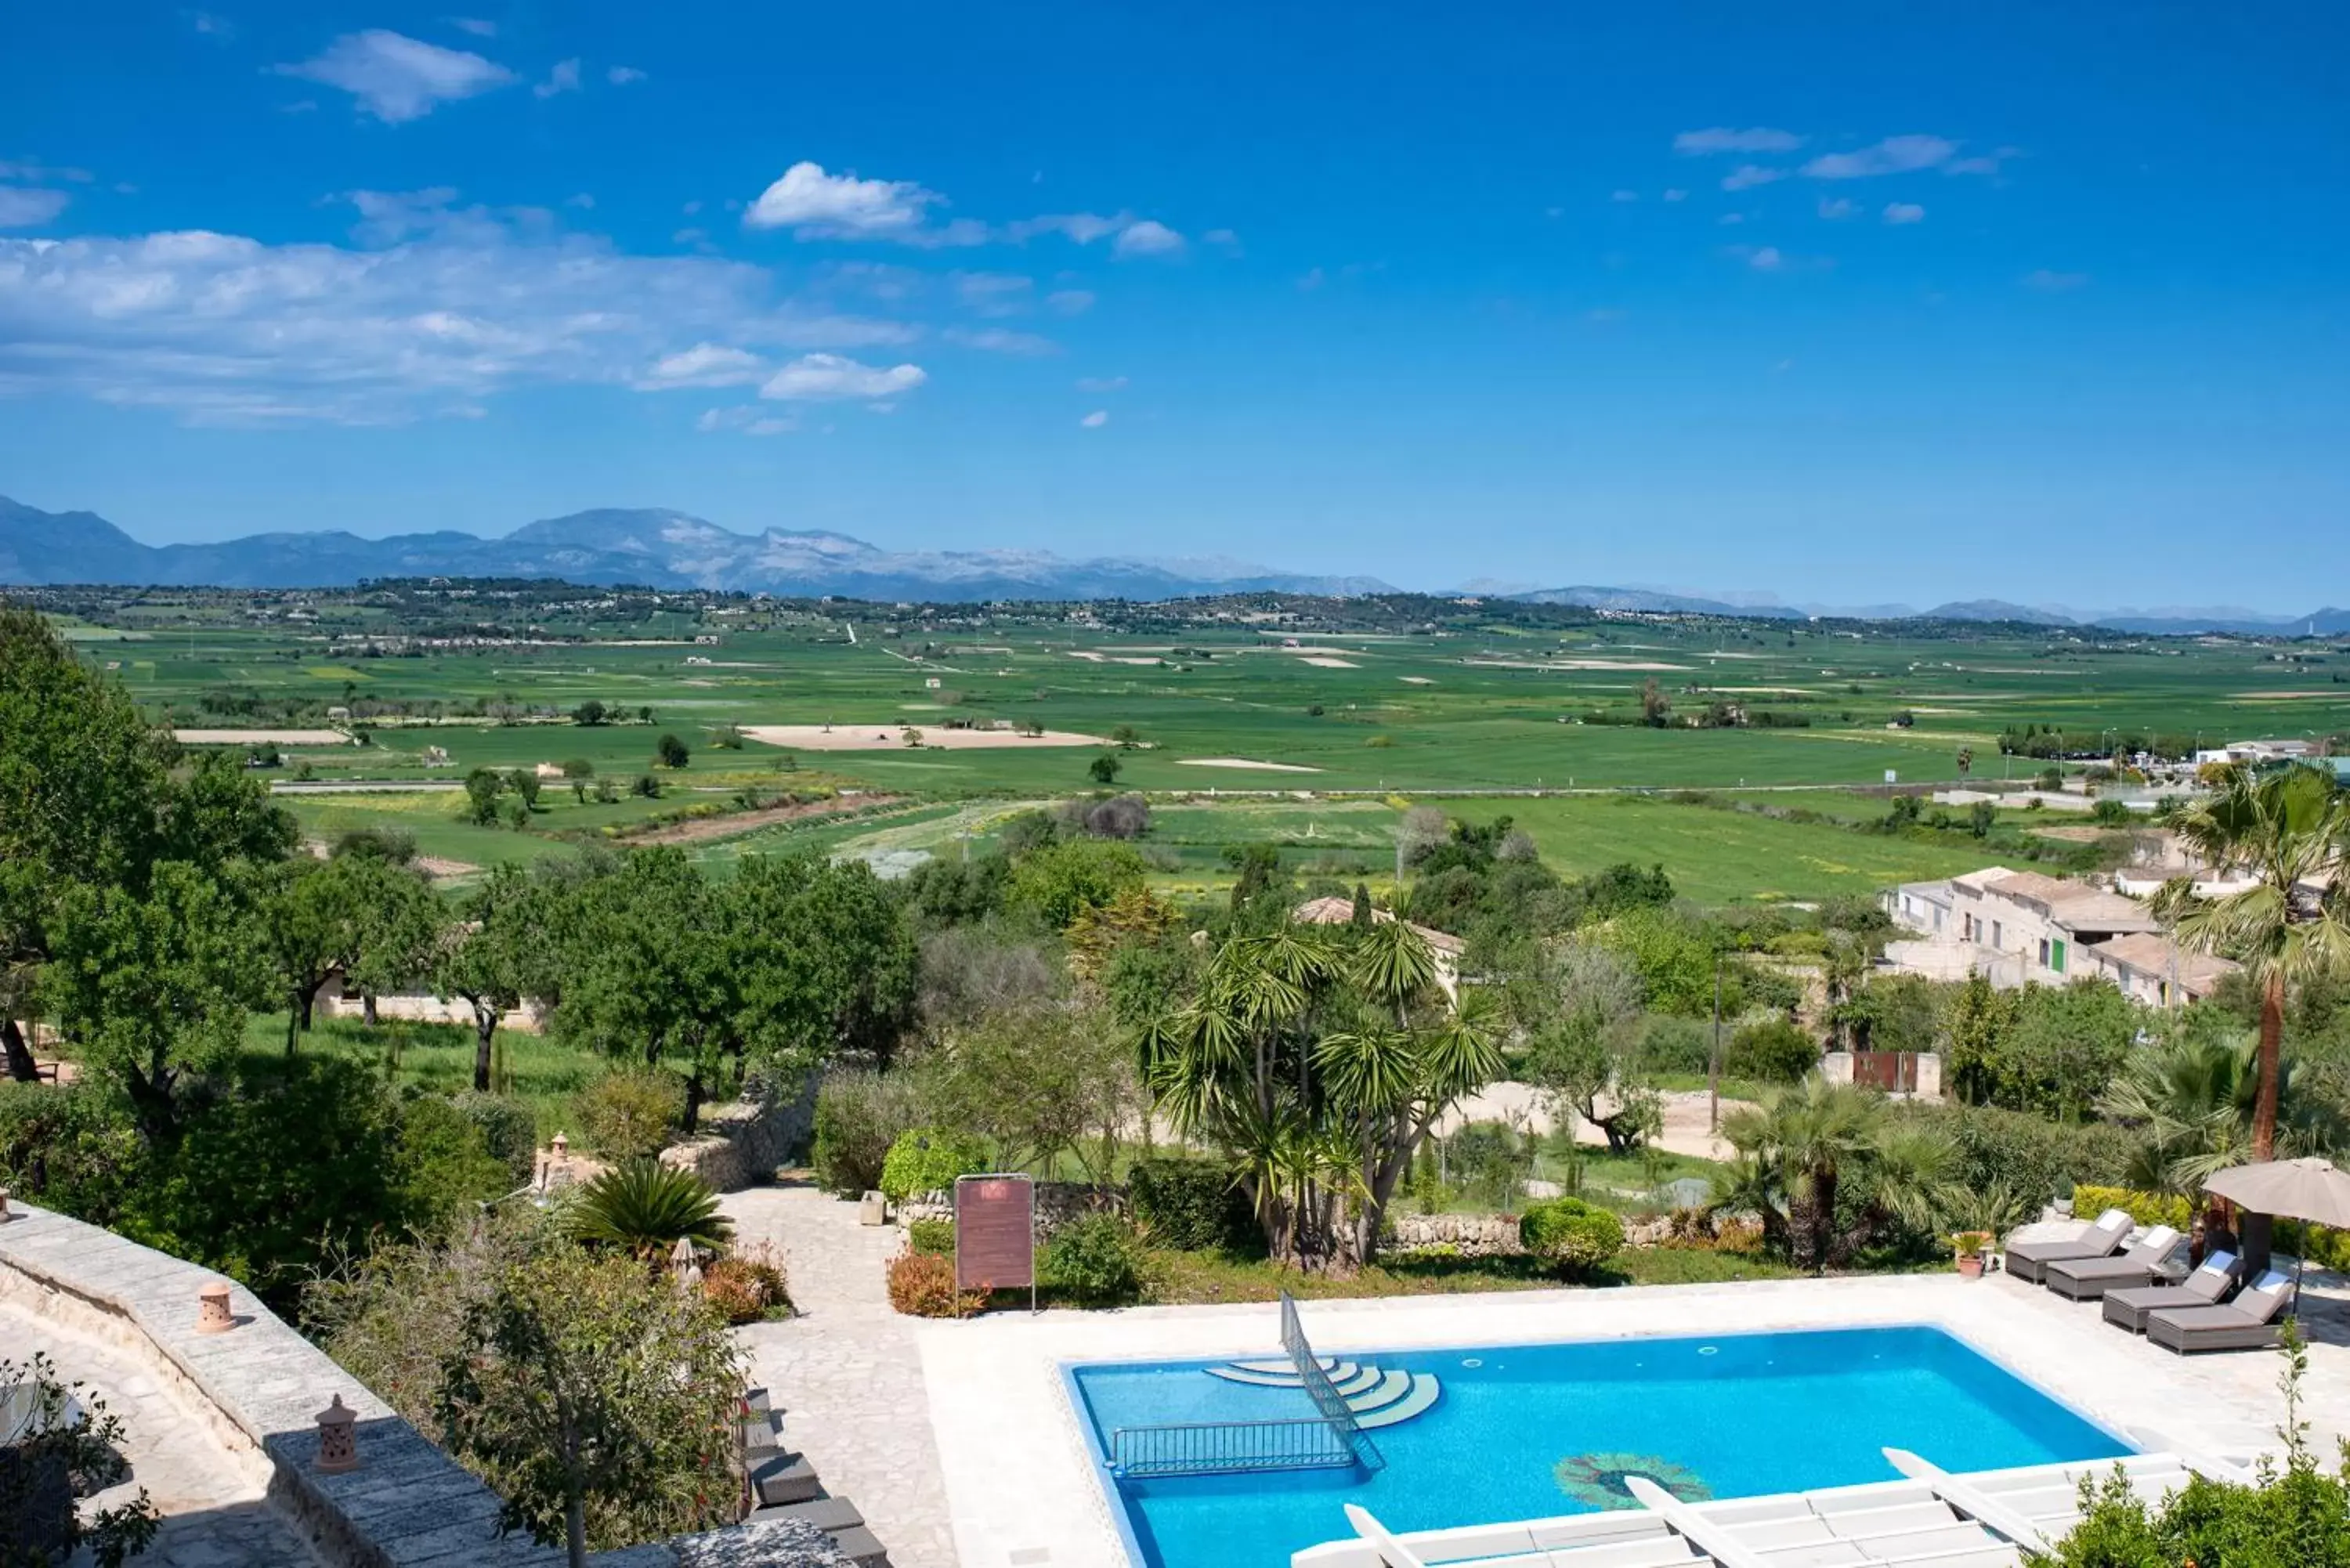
<box><xmin>725</xmin><ymin>1180</ymin><xmax>960</xmax><ymax>1568</ymax></box>
<box><xmin>0</xmin><ymin>1301</ymin><xmax>324</xmax><ymax>1568</ymax></box>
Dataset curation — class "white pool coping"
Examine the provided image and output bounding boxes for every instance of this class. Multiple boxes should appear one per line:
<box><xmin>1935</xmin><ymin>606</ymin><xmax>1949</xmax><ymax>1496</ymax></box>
<box><xmin>914</xmin><ymin>1271</ymin><xmax>2348</xmax><ymax>1568</ymax></box>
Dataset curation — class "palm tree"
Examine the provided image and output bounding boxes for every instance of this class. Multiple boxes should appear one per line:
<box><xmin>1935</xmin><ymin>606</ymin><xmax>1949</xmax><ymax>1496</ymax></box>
<box><xmin>2097</xmin><ymin>1032</ymin><xmax>2345</xmax><ymax>1195</ymax></box>
<box><xmin>2160</xmin><ymin>764</ymin><xmax>2350</xmax><ymax>1261</ymax></box>
<box><xmin>1718</xmin><ymin>1080</ymin><xmax>1959</xmax><ymax>1272</ymax></box>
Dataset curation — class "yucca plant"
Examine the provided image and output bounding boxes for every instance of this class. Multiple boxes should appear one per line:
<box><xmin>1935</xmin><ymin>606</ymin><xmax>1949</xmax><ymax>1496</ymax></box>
<box><xmin>566</xmin><ymin>1162</ymin><xmax>732</xmax><ymax>1261</ymax></box>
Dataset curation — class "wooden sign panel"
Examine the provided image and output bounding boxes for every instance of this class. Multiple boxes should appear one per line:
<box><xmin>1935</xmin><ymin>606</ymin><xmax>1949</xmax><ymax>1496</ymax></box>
<box><xmin>953</xmin><ymin>1174</ymin><xmax>1035</xmax><ymax>1295</ymax></box>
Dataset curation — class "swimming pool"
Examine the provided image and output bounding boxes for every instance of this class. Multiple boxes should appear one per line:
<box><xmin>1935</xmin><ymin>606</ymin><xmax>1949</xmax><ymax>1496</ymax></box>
<box><xmin>1066</xmin><ymin>1326</ymin><xmax>2130</xmax><ymax>1568</ymax></box>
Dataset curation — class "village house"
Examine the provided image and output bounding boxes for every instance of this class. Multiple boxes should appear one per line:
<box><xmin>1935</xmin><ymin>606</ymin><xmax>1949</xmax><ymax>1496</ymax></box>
<box><xmin>1879</xmin><ymin>865</ymin><xmax>2225</xmax><ymax>1001</ymax></box>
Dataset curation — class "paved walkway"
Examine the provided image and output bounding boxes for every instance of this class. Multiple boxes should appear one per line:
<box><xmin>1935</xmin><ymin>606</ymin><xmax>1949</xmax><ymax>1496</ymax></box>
<box><xmin>725</xmin><ymin>1180</ymin><xmax>959</xmax><ymax>1568</ymax></box>
<box><xmin>1</xmin><ymin>1303</ymin><xmax>323</xmax><ymax>1568</ymax></box>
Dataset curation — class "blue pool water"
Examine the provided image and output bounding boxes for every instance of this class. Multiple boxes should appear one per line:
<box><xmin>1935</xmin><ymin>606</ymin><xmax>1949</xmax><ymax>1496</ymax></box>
<box><xmin>1067</xmin><ymin>1327</ymin><xmax>2129</xmax><ymax>1568</ymax></box>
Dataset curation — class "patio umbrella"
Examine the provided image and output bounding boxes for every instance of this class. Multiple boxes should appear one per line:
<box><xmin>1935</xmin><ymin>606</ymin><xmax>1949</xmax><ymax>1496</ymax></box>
<box><xmin>2201</xmin><ymin>1157</ymin><xmax>2350</xmax><ymax>1296</ymax></box>
<box><xmin>2202</xmin><ymin>1158</ymin><xmax>2350</xmax><ymax>1230</ymax></box>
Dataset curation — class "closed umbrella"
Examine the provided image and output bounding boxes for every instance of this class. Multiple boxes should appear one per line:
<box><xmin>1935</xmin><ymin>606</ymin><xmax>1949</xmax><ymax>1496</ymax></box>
<box><xmin>2201</xmin><ymin>1157</ymin><xmax>2350</xmax><ymax>1294</ymax></box>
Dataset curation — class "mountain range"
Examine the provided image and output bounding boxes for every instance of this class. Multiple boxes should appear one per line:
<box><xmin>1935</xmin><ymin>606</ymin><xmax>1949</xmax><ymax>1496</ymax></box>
<box><xmin>2</xmin><ymin>495</ymin><xmax>2344</xmax><ymax>636</ymax></box>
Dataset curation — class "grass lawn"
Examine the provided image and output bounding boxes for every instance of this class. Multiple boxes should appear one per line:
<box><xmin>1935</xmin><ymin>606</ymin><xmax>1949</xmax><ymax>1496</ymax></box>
<box><xmin>241</xmin><ymin>1013</ymin><xmax>598</xmax><ymax>1143</ymax></box>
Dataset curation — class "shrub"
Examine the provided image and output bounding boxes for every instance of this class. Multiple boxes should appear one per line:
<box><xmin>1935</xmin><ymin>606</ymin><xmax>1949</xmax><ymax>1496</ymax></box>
<box><xmin>1519</xmin><ymin>1197</ymin><xmax>1625</xmax><ymax>1276</ymax></box>
<box><xmin>1911</xmin><ymin>1103</ymin><xmax>2138</xmax><ymax>1209</ymax></box>
<box><xmin>810</xmin><ymin>1069</ymin><xmax>926</xmax><ymax>1196</ymax></box>
<box><xmin>393</xmin><ymin>1092</ymin><xmax>513</xmax><ymax>1227</ymax></box>
<box><xmin>878</xmin><ymin>1128</ymin><xmax>991</xmax><ymax>1203</ymax></box>
<box><xmin>2070</xmin><ymin>1186</ymin><xmax>2193</xmax><ymax>1231</ymax></box>
<box><xmin>572</xmin><ymin>1069</ymin><xmax>685</xmax><ymax>1162</ymax></box>
<box><xmin>1726</xmin><ymin>1019</ymin><xmax>1820</xmax><ymax>1084</ymax></box>
<box><xmin>566</xmin><ymin>1162</ymin><xmax>733</xmax><ymax>1260</ymax></box>
<box><xmin>702</xmin><ymin>1245</ymin><xmax>791</xmax><ymax>1324</ymax></box>
<box><xmin>906</xmin><ymin>1217</ymin><xmax>956</xmax><ymax>1256</ymax></box>
<box><xmin>1632</xmin><ymin>1015</ymin><xmax>1714</xmax><ymax>1075</ymax></box>
<box><xmin>886</xmin><ymin>1250</ymin><xmax>986</xmax><ymax>1317</ymax></box>
<box><xmin>452</xmin><ymin>1091</ymin><xmax>539</xmax><ymax>1184</ymax></box>
<box><xmin>1039</xmin><ymin>1214</ymin><xmax>1144</xmax><ymax>1306</ymax></box>
<box><xmin>1127</xmin><ymin>1157</ymin><xmax>1256</xmax><ymax>1252</ymax></box>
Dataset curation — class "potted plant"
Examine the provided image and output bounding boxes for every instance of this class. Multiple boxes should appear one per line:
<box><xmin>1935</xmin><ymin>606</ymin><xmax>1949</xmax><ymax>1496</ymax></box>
<box><xmin>1951</xmin><ymin>1231</ymin><xmax>1992</xmax><ymax>1279</ymax></box>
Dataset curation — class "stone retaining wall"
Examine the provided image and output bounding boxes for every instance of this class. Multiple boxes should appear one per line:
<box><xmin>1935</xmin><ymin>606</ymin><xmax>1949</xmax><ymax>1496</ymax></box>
<box><xmin>895</xmin><ymin>1182</ymin><xmax>1117</xmax><ymax>1236</ymax></box>
<box><xmin>0</xmin><ymin>1202</ymin><xmax>839</xmax><ymax>1568</ymax></box>
<box><xmin>660</xmin><ymin>1079</ymin><xmax>820</xmax><ymax>1194</ymax></box>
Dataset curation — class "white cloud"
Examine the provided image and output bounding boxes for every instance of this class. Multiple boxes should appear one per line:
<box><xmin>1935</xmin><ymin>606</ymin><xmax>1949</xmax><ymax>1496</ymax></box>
<box><xmin>0</xmin><ymin>213</ymin><xmax>918</xmax><ymax>424</ymax></box>
<box><xmin>1079</xmin><ymin>410</ymin><xmax>1108</xmax><ymax>428</ymax></box>
<box><xmin>1744</xmin><ymin>245</ymin><xmax>1785</xmax><ymax>271</ymax></box>
<box><xmin>952</xmin><ymin>271</ymin><xmax>1031</xmax><ymax>314</ymax></box>
<box><xmin>564</xmin><ymin>192</ymin><xmax>595</xmax><ymax>210</ymax></box>
<box><xmin>2024</xmin><ymin>269</ymin><xmax>2088</xmax><ymax>291</ymax></box>
<box><xmin>758</xmin><ymin>352</ymin><xmax>926</xmax><ymax>402</ymax></box>
<box><xmin>274</xmin><ymin>30</ymin><xmax>515</xmax><ymax>123</ymax></box>
<box><xmin>1675</xmin><ymin>127</ymin><xmax>1806</xmax><ymax>155</ymax></box>
<box><xmin>1202</xmin><ymin>228</ymin><xmax>1240</xmax><ymax>247</ymax></box>
<box><xmin>1112</xmin><ymin>219</ymin><xmax>1184</xmax><ymax>257</ymax></box>
<box><xmin>608</xmin><ymin>66</ymin><xmax>646</xmax><ymax>85</ymax></box>
<box><xmin>189</xmin><ymin>11</ymin><xmax>236</xmax><ymax>38</ymax></box>
<box><xmin>0</xmin><ymin>189</ymin><xmax>71</xmax><ymax>228</ymax></box>
<box><xmin>1296</xmin><ymin>266</ymin><xmax>1325</xmax><ymax>291</ymax></box>
<box><xmin>449</xmin><ymin>17</ymin><xmax>497</xmax><ymax>37</ymax></box>
<box><xmin>697</xmin><ymin>406</ymin><xmax>794</xmax><ymax>435</ymax></box>
<box><xmin>743</xmin><ymin>161</ymin><xmax>980</xmax><ymax>246</ymax></box>
<box><xmin>533</xmin><ymin>58</ymin><xmax>582</xmax><ymax>99</ymax></box>
<box><xmin>1817</xmin><ymin>197</ymin><xmax>1857</xmax><ymax>220</ymax></box>
<box><xmin>1076</xmin><ymin>375</ymin><xmax>1126</xmax><ymax>392</ymax></box>
<box><xmin>1883</xmin><ymin>201</ymin><xmax>1925</xmax><ymax>224</ymax></box>
<box><xmin>1661</xmin><ymin>189</ymin><xmax>1687</xmax><ymax>203</ymax></box>
<box><xmin>1610</xmin><ymin>190</ymin><xmax>1639</xmax><ymax>203</ymax></box>
<box><xmin>1717</xmin><ymin>213</ymin><xmax>1744</xmax><ymax>226</ymax></box>
<box><xmin>1044</xmin><ymin>288</ymin><xmax>1094</xmax><ymax>315</ymax></box>
<box><xmin>0</xmin><ymin>159</ymin><xmax>94</xmax><ymax>184</ymax></box>
<box><xmin>945</xmin><ymin>326</ymin><xmax>1057</xmax><ymax>356</ymax></box>
<box><xmin>1721</xmin><ymin>165</ymin><xmax>1787</xmax><ymax>192</ymax></box>
<box><xmin>1802</xmin><ymin>135</ymin><xmax>1957</xmax><ymax>179</ymax></box>
<box><xmin>636</xmin><ymin>343</ymin><xmax>767</xmax><ymax>389</ymax></box>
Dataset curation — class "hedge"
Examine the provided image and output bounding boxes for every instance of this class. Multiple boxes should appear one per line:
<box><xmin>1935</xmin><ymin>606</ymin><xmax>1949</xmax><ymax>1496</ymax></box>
<box><xmin>2069</xmin><ymin>1186</ymin><xmax>2350</xmax><ymax>1270</ymax></box>
<box><xmin>1127</xmin><ymin>1157</ymin><xmax>1259</xmax><ymax>1253</ymax></box>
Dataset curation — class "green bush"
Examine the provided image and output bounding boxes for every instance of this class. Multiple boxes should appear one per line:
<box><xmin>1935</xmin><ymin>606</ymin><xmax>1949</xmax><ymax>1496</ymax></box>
<box><xmin>1726</xmin><ymin>1019</ymin><xmax>1820</xmax><ymax>1084</ymax></box>
<box><xmin>878</xmin><ymin>1128</ymin><xmax>990</xmax><ymax>1202</ymax></box>
<box><xmin>906</xmin><ymin>1218</ymin><xmax>956</xmax><ymax>1256</ymax></box>
<box><xmin>570</xmin><ymin>1069</ymin><xmax>685</xmax><ymax>1162</ymax></box>
<box><xmin>1911</xmin><ymin>1103</ymin><xmax>2138</xmax><ymax>1209</ymax></box>
<box><xmin>1518</xmin><ymin>1197</ymin><xmax>1625</xmax><ymax>1276</ymax></box>
<box><xmin>2070</xmin><ymin>1186</ymin><xmax>2193</xmax><ymax>1231</ymax></box>
<box><xmin>810</xmin><ymin>1070</ymin><xmax>924</xmax><ymax>1196</ymax></box>
<box><xmin>393</xmin><ymin>1093</ymin><xmax>513</xmax><ymax>1227</ymax></box>
<box><xmin>1632</xmin><ymin>1015</ymin><xmax>1713</xmax><ymax>1075</ymax></box>
<box><xmin>1039</xmin><ymin>1214</ymin><xmax>1144</xmax><ymax>1306</ymax></box>
<box><xmin>451</xmin><ymin>1091</ymin><xmax>539</xmax><ymax>1184</ymax></box>
<box><xmin>1127</xmin><ymin>1157</ymin><xmax>1256</xmax><ymax>1252</ymax></box>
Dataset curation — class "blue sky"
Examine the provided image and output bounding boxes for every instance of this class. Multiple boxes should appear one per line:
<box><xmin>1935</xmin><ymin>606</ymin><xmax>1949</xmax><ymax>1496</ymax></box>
<box><xmin>2</xmin><ymin>3</ymin><xmax>2345</xmax><ymax>608</ymax></box>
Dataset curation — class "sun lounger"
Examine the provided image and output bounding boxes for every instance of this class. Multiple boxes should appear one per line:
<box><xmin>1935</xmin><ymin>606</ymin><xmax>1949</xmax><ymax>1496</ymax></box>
<box><xmin>2001</xmin><ymin>1209</ymin><xmax>2134</xmax><ymax>1284</ymax></box>
<box><xmin>2102</xmin><ymin>1251</ymin><xmax>2240</xmax><ymax>1333</ymax></box>
<box><xmin>2145</xmin><ymin>1270</ymin><xmax>2296</xmax><ymax>1355</ymax></box>
<box><xmin>2044</xmin><ymin>1226</ymin><xmax>2181</xmax><ymax>1301</ymax></box>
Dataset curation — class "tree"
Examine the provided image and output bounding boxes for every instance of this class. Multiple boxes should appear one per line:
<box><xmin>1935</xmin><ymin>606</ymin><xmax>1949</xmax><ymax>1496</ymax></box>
<box><xmin>508</xmin><ymin>768</ymin><xmax>543</xmax><ymax>810</ymax></box>
<box><xmin>654</xmin><ymin>733</ymin><xmax>690</xmax><ymax>769</ymax></box>
<box><xmin>46</xmin><ymin>862</ymin><xmax>271</xmax><ymax>1140</ymax></box>
<box><xmin>0</xmin><ymin>1352</ymin><xmax>158</xmax><ymax>1566</ymax></box>
<box><xmin>1640</xmin><ymin>678</ymin><xmax>1672</xmax><ymax>727</ymax></box>
<box><xmin>1517</xmin><ymin>944</ymin><xmax>1658</xmax><ymax>1155</ymax></box>
<box><xmin>342</xmin><ymin>857</ymin><xmax>446</xmax><ymax>1026</ymax></box>
<box><xmin>436</xmin><ymin>1246</ymin><xmax>743</xmax><ymax>1567</ymax></box>
<box><xmin>2098</xmin><ymin>1030</ymin><xmax>2345</xmax><ymax>1195</ymax></box>
<box><xmin>258</xmin><ymin>856</ymin><xmax>367</xmax><ymax>1052</ymax></box>
<box><xmin>1717</xmin><ymin>1079</ymin><xmax>1959</xmax><ymax>1271</ymax></box>
<box><xmin>2161</xmin><ymin>765</ymin><xmax>2350</xmax><ymax>1256</ymax></box>
<box><xmin>572</xmin><ymin>699</ymin><xmax>608</xmax><ymax>727</ymax></box>
<box><xmin>1141</xmin><ymin>920</ymin><xmax>1502</xmax><ymax>1268</ymax></box>
<box><xmin>1087</xmin><ymin>751</ymin><xmax>1122</xmax><ymax>786</ymax></box>
<box><xmin>1007</xmin><ymin>838</ymin><xmax>1148</xmax><ymax>929</ymax></box>
<box><xmin>727</xmin><ymin>853</ymin><xmax>917</xmax><ymax>1078</ymax></box>
<box><xmin>919</xmin><ymin>998</ymin><xmax>1141</xmax><ymax>1184</ymax></box>
<box><xmin>1</xmin><ymin>605</ymin><xmax>293</xmax><ymax>1084</ymax></box>
<box><xmin>464</xmin><ymin>768</ymin><xmax>506</xmax><ymax>826</ymax></box>
<box><xmin>436</xmin><ymin>865</ymin><xmax>548</xmax><ymax>1093</ymax></box>
<box><xmin>1111</xmin><ymin>724</ymin><xmax>1141</xmax><ymax>749</ymax></box>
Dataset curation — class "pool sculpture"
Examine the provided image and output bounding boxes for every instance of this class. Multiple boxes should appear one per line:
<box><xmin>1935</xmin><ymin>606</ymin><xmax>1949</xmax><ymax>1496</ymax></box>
<box><xmin>1553</xmin><ymin>1451</ymin><xmax>1712</xmax><ymax>1511</ymax></box>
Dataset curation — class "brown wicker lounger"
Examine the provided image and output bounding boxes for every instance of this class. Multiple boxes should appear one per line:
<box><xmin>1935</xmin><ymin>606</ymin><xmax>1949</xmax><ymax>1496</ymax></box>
<box><xmin>2001</xmin><ymin>1208</ymin><xmax>2134</xmax><ymax>1284</ymax></box>
<box><xmin>2045</xmin><ymin>1225</ymin><xmax>2182</xmax><ymax>1301</ymax></box>
<box><xmin>2103</xmin><ymin>1250</ymin><xmax>2240</xmax><ymax>1332</ymax></box>
<box><xmin>2146</xmin><ymin>1270</ymin><xmax>2296</xmax><ymax>1354</ymax></box>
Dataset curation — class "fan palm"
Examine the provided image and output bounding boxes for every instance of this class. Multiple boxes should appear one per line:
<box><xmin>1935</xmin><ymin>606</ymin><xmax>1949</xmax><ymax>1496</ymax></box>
<box><xmin>565</xmin><ymin>1162</ymin><xmax>733</xmax><ymax>1262</ymax></box>
<box><xmin>2097</xmin><ymin>1032</ymin><xmax>2344</xmax><ymax>1194</ymax></box>
<box><xmin>2161</xmin><ymin>764</ymin><xmax>2350</xmax><ymax>1165</ymax></box>
<box><xmin>1719</xmin><ymin>1079</ymin><xmax>1959</xmax><ymax>1271</ymax></box>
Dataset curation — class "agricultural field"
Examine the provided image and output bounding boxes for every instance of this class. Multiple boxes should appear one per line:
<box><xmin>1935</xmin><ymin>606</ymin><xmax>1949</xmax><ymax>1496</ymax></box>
<box><xmin>27</xmin><ymin>583</ymin><xmax>2349</xmax><ymax>905</ymax></box>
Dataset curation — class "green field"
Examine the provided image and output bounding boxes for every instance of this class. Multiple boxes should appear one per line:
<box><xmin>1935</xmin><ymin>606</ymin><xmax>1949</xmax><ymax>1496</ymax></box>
<box><xmin>31</xmin><ymin>583</ymin><xmax>2348</xmax><ymax>905</ymax></box>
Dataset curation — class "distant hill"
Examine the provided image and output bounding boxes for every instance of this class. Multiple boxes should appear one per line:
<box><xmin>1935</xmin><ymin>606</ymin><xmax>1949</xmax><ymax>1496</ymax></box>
<box><xmin>0</xmin><ymin>497</ymin><xmax>1394</xmax><ymax>601</ymax></box>
<box><xmin>2</xmin><ymin>495</ymin><xmax>2340</xmax><ymax>632</ymax></box>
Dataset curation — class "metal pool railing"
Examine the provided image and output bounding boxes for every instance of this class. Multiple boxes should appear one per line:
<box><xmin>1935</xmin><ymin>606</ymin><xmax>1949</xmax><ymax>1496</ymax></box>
<box><xmin>1104</xmin><ymin>1291</ymin><xmax>1383</xmax><ymax>1479</ymax></box>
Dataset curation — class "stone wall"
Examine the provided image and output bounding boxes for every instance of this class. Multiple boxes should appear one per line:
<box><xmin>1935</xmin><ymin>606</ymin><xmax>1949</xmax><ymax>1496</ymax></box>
<box><xmin>895</xmin><ymin>1182</ymin><xmax>1118</xmax><ymax>1237</ymax></box>
<box><xmin>0</xmin><ymin>1202</ymin><xmax>829</xmax><ymax>1567</ymax></box>
<box><xmin>660</xmin><ymin>1078</ymin><xmax>821</xmax><ymax>1194</ymax></box>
